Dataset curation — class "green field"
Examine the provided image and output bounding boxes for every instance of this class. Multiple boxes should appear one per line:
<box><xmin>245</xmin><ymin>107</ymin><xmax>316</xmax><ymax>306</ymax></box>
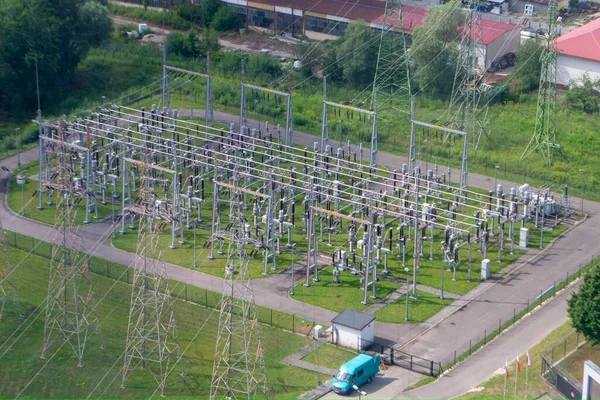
<box><xmin>301</xmin><ymin>344</ymin><xmax>356</xmax><ymax>371</ymax></box>
<box><xmin>0</xmin><ymin>245</ymin><xmax>326</xmax><ymax>398</ymax></box>
<box><xmin>374</xmin><ymin>290</ymin><xmax>454</xmax><ymax>324</ymax></box>
<box><xmin>458</xmin><ymin>322</ymin><xmax>575</xmax><ymax>399</ymax></box>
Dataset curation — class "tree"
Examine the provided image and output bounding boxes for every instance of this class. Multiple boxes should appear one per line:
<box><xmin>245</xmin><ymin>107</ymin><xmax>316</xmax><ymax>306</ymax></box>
<box><xmin>245</xmin><ymin>54</ymin><xmax>282</xmax><ymax>80</ymax></box>
<box><xmin>514</xmin><ymin>39</ymin><xmax>543</xmax><ymax>92</ymax></box>
<box><xmin>335</xmin><ymin>22</ymin><xmax>378</xmax><ymax>87</ymax></box>
<box><xmin>568</xmin><ymin>265</ymin><xmax>600</xmax><ymax>344</ymax></box>
<box><xmin>210</xmin><ymin>6</ymin><xmax>242</xmax><ymax>32</ymax></box>
<box><xmin>411</xmin><ymin>3</ymin><xmax>464</xmax><ymax>98</ymax></box>
<box><xmin>199</xmin><ymin>28</ymin><xmax>221</xmax><ymax>56</ymax></box>
<box><xmin>0</xmin><ymin>0</ymin><xmax>113</xmax><ymax>118</ymax></box>
<box><xmin>322</xmin><ymin>42</ymin><xmax>343</xmax><ymax>84</ymax></box>
<box><xmin>565</xmin><ymin>73</ymin><xmax>600</xmax><ymax>114</ymax></box>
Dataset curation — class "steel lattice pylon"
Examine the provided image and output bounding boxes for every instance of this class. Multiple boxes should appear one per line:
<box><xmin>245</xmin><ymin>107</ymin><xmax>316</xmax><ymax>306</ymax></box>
<box><xmin>521</xmin><ymin>0</ymin><xmax>564</xmax><ymax>166</ymax></box>
<box><xmin>0</xmin><ymin>218</ymin><xmax>18</xmax><ymax>325</ymax></box>
<box><xmin>447</xmin><ymin>1</ymin><xmax>490</xmax><ymax>152</ymax></box>
<box><xmin>40</xmin><ymin>121</ymin><xmax>103</xmax><ymax>367</ymax></box>
<box><xmin>372</xmin><ymin>0</ymin><xmax>412</xmax><ymax>111</ymax></box>
<box><xmin>210</xmin><ymin>186</ymin><xmax>268</xmax><ymax>400</ymax></box>
<box><xmin>121</xmin><ymin>151</ymin><xmax>184</xmax><ymax>397</ymax></box>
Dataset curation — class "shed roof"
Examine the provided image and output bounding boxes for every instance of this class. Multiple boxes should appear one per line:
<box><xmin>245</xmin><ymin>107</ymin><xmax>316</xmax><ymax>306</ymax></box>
<box><xmin>332</xmin><ymin>309</ymin><xmax>375</xmax><ymax>331</ymax></box>
<box><xmin>556</xmin><ymin>18</ymin><xmax>600</xmax><ymax>62</ymax></box>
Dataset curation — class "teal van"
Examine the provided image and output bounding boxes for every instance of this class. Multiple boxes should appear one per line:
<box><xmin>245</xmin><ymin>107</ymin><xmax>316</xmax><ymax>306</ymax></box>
<box><xmin>331</xmin><ymin>353</ymin><xmax>381</xmax><ymax>395</ymax></box>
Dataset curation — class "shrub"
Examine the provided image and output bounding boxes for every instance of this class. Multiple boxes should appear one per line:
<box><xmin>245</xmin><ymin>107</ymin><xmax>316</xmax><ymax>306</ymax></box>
<box><xmin>210</xmin><ymin>7</ymin><xmax>242</xmax><ymax>32</ymax></box>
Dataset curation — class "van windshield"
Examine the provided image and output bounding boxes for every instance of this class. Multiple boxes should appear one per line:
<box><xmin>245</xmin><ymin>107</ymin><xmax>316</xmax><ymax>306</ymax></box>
<box><xmin>335</xmin><ymin>372</ymin><xmax>352</xmax><ymax>382</ymax></box>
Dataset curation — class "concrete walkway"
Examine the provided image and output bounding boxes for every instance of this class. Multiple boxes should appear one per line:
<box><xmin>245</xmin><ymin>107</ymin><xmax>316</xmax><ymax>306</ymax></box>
<box><xmin>3</xmin><ymin>110</ymin><xmax>598</xmax><ymax>398</ymax></box>
<box><xmin>281</xmin><ymin>341</ymin><xmax>338</xmax><ymax>376</ymax></box>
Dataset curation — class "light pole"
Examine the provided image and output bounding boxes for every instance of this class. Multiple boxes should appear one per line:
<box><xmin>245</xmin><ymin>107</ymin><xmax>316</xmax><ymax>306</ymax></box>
<box><xmin>404</xmin><ymin>267</ymin><xmax>410</xmax><ymax>321</ymax></box>
<box><xmin>15</xmin><ymin>128</ymin><xmax>20</xmax><ymax>168</ymax></box>
<box><xmin>580</xmin><ymin>169</ymin><xmax>585</xmax><ymax>214</ymax></box>
<box><xmin>494</xmin><ymin>165</ymin><xmax>499</xmax><ymax>194</ymax></box>
<box><xmin>440</xmin><ymin>257</ymin><xmax>446</xmax><ymax>300</ymax></box>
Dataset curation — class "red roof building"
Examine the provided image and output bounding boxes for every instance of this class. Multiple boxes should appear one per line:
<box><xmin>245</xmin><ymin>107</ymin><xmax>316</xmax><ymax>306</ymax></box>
<box><xmin>556</xmin><ymin>17</ymin><xmax>600</xmax><ymax>62</ymax></box>
<box><xmin>555</xmin><ymin>18</ymin><xmax>600</xmax><ymax>87</ymax></box>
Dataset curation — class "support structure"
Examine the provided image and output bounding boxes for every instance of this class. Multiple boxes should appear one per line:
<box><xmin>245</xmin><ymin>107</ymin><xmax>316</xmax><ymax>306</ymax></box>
<box><xmin>321</xmin><ymin>78</ymin><xmax>378</xmax><ymax>167</ymax></box>
<box><xmin>521</xmin><ymin>0</ymin><xmax>563</xmax><ymax>165</ymax></box>
<box><xmin>166</xmin><ymin>61</ymin><xmax>214</xmax><ymax>128</ymax></box>
<box><xmin>211</xmin><ymin>184</ymin><xmax>268</xmax><ymax>400</ymax></box>
<box><xmin>240</xmin><ymin>61</ymin><xmax>293</xmax><ymax>147</ymax></box>
<box><xmin>372</xmin><ymin>0</ymin><xmax>412</xmax><ymax>111</ymax></box>
<box><xmin>447</xmin><ymin>1</ymin><xmax>489</xmax><ymax>150</ymax></box>
<box><xmin>40</xmin><ymin>121</ymin><xmax>103</xmax><ymax>367</ymax></box>
<box><xmin>121</xmin><ymin>151</ymin><xmax>184</xmax><ymax>397</ymax></box>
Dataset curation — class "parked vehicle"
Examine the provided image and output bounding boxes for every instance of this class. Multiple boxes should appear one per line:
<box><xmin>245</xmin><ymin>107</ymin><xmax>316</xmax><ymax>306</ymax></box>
<box><xmin>331</xmin><ymin>353</ymin><xmax>381</xmax><ymax>395</ymax></box>
<box><xmin>487</xmin><ymin>52</ymin><xmax>516</xmax><ymax>72</ymax></box>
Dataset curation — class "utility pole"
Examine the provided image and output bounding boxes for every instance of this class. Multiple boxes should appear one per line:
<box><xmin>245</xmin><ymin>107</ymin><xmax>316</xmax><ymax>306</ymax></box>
<box><xmin>122</xmin><ymin>148</ymin><xmax>184</xmax><ymax>397</ymax></box>
<box><xmin>41</xmin><ymin>121</ymin><xmax>103</xmax><ymax>367</ymax></box>
<box><xmin>521</xmin><ymin>0</ymin><xmax>564</xmax><ymax>165</ymax></box>
<box><xmin>210</xmin><ymin>185</ymin><xmax>268</xmax><ymax>399</ymax></box>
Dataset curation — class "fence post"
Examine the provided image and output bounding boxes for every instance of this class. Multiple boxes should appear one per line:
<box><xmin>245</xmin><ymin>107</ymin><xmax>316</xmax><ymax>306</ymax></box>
<box><xmin>391</xmin><ymin>348</ymin><xmax>395</xmax><ymax>365</ymax></box>
<box><xmin>469</xmin><ymin>340</ymin><xmax>472</xmax><ymax>355</ymax></box>
<box><xmin>13</xmin><ymin>231</ymin><xmax>16</xmax><ymax>245</ymax></box>
<box><xmin>499</xmin><ymin>318</ymin><xmax>501</xmax><ymax>333</ymax></box>
<box><xmin>185</xmin><ymin>286</ymin><xmax>188</xmax><ymax>302</ymax></box>
<box><xmin>205</xmin><ymin>290</ymin><xmax>208</xmax><ymax>307</ymax></box>
<box><xmin>579</xmin><ymin>263</ymin><xmax>582</xmax><ymax>278</ymax></box>
<box><xmin>513</xmin><ymin>308</ymin><xmax>516</xmax><ymax>324</ymax></box>
<box><xmin>527</xmin><ymin>299</ymin><xmax>529</xmax><ymax>313</ymax></box>
<box><xmin>553</xmin><ymin>281</ymin><xmax>556</xmax><ymax>296</ymax></box>
<box><xmin>270</xmin><ymin>309</ymin><xmax>273</xmax><ymax>327</ymax></box>
<box><xmin>484</xmin><ymin>329</ymin><xmax>487</xmax><ymax>344</ymax></box>
<box><xmin>106</xmin><ymin>261</ymin><xmax>109</xmax><ymax>278</ymax></box>
<box><xmin>454</xmin><ymin>350</ymin><xmax>456</xmax><ymax>365</ymax></box>
<box><xmin>127</xmin><ymin>269</ymin><xmax>129</xmax><ymax>283</ymax></box>
<box><xmin>429</xmin><ymin>360</ymin><xmax>433</xmax><ymax>376</ymax></box>
<box><xmin>293</xmin><ymin>315</ymin><xmax>295</xmax><ymax>333</ymax></box>
<box><xmin>567</xmin><ymin>271</ymin><xmax>569</xmax><ymax>283</ymax></box>
<box><xmin>577</xmin><ymin>332</ymin><xmax>579</xmax><ymax>348</ymax></box>
<box><xmin>410</xmin><ymin>355</ymin><xmax>413</xmax><ymax>371</ymax></box>
<box><xmin>564</xmin><ymin>339</ymin><xmax>567</xmax><ymax>359</ymax></box>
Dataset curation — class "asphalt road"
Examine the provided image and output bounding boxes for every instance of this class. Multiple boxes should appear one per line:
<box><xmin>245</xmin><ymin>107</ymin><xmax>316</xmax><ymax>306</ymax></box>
<box><xmin>2</xmin><ymin>109</ymin><xmax>596</xmax><ymax>397</ymax></box>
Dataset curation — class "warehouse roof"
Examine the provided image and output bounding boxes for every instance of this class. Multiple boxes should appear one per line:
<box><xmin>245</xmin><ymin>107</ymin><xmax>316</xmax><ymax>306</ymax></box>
<box><xmin>556</xmin><ymin>18</ymin><xmax>600</xmax><ymax>62</ymax></box>
<box><xmin>371</xmin><ymin>7</ymin><xmax>520</xmax><ymax>44</ymax></box>
<box><xmin>332</xmin><ymin>309</ymin><xmax>375</xmax><ymax>331</ymax></box>
<box><xmin>252</xmin><ymin>0</ymin><xmax>387</xmax><ymax>22</ymax></box>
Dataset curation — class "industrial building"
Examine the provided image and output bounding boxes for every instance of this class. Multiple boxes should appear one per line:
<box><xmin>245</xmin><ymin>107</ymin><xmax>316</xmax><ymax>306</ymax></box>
<box><xmin>223</xmin><ymin>0</ymin><xmax>521</xmax><ymax>71</ymax></box>
<box><xmin>556</xmin><ymin>17</ymin><xmax>600</xmax><ymax>87</ymax></box>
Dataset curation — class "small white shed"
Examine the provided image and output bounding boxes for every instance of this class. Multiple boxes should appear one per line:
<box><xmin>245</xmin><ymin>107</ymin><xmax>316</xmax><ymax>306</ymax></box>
<box><xmin>331</xmin><ymin>310</ymin><xmax>376</xmax><ymax>351</ymax></box>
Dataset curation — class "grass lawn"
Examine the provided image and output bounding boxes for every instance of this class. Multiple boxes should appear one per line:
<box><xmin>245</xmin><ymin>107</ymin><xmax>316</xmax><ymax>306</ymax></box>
<box><xmin>301</xmin><ymin>344</ymin><xmax>357</xmax><ymax>371</ymax></box>
<box><xmin>557</xmin><ymin>341</ymin><xmax>600</xmax><ymax>382</ymax></box>
<box><xmin>459</xmin><ymin>322</ymin><xmax>575</xmax><ymax>399</ymax></box>
<box><xmin>0</xmin><ymin>245</ymin><xmax>327</xmax><ymax>398</ymax></box>
<box><xmin>374</xmin><ymin>290</ymin><xmax>453</xmax><ymax>324</ymax></box>
<box><xmin>291</xmin><ymin>266</ymin><xmax>398</xmax><ymax>313</ymax></box>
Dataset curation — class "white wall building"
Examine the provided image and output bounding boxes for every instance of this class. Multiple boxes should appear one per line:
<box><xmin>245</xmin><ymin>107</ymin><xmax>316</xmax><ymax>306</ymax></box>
<box><xmin>556</xmin><ymin>18</ymin><xmax>600</xmax><ymax>87</ymax></box>
<box><xmin>331</xmin><ymin>309</ymin><xmax>375</xmax><ymax>350</ymax></box>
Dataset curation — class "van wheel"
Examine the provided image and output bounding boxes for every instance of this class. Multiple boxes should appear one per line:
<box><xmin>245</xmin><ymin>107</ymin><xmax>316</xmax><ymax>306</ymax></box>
<box><xmin>367</xmin><ymin>377</ymin><xmax>372</xmax><ymax>383</ymax></box>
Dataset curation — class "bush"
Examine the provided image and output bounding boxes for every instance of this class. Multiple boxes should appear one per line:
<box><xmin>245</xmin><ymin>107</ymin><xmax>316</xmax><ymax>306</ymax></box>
<box><xmin>177</xmin><ymin>3</ymin><xmax>205</xmax><ymax>26</ymax></box>
<box><xmin>210</xmin><ymin>7</ymin><xmax>242</xmax><ymax>32</ymax></box>
<box><xmin>246</xmin><ymin>54</ymin><xmax>282</xmax><ymax>81</ymax></box>
<box><xmin>166</xmin><ymin>31</ymin><xmax>199</xmax><ymax>58</ymax></box>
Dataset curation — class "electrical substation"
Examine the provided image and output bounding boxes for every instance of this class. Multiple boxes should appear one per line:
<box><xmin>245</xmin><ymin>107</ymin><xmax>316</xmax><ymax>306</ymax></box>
<box><xmin>0</xmin><ymin>0</ymin><xmax>582</xmax><ymax>396</ymax></box>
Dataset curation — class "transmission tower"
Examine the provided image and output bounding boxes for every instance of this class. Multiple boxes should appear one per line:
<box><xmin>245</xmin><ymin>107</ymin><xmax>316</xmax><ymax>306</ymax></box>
<box><xmin>0</xmin><ymin>218</ymin><xmax>18</xmax><ymax>325</ymax></box>
<box><xmin>521</xmin><ymin>0</ymin><xmax>563</xmax><ymax>165</ymax></box>
<box><xmin>41</xmin><ymin>121</ymin><xmax>103</xmax><ymax>367</ymax></box>
<box><xmin>121</xmin><ymin>151</ymin><xmax>184</xmax><ymax>396</ymax></box>
<box><xmin>372</xmin><ymin>0</ymin><xmax>412</xmax><ymax>111</ymax></box>
<box><xmin>210</xmin><ymin>184</ymin><xmax>268</xmax><ymax>400</ymax></box>
<box><xmin>447</xmin><ymin>1</ymin><xmax>489</xmax><ymax>151</ymax></box>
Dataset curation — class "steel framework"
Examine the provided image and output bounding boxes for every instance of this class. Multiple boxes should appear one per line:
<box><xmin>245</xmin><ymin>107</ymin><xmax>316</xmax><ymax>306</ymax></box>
<box><xmin>210</xmin><ymin>182</ymin><xmax>268</xmax><ymax>400</ymax></box>
<box><xmin>521</xmin><ymin>0</ymin><xmax>564</xmax><ymax>165</ymax></box>
<box><xmin>40</xmin><ymin>122</ymin><xmax>103</xmax><ymax>367</ymax></box>
<box><xmin>121</xmin><ymin>148</ymin><xmax>184</xmax><ymax>396</ymax></box>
